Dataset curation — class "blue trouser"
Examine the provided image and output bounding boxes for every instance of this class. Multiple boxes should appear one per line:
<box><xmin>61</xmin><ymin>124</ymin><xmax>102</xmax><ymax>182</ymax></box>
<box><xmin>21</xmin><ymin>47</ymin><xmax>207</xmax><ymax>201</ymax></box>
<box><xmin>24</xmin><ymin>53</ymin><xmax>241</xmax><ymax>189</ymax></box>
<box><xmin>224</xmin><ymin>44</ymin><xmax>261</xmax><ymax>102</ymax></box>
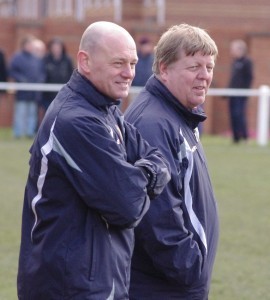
<box><xmin>13</xmin><ymin>100</ymin><xmax>37</xmax><ymax>138</ymax></box>
<box><xmin>229</xmin><ymin>96</ymin><xmax>248</xmax><ymax>142</ymax></box>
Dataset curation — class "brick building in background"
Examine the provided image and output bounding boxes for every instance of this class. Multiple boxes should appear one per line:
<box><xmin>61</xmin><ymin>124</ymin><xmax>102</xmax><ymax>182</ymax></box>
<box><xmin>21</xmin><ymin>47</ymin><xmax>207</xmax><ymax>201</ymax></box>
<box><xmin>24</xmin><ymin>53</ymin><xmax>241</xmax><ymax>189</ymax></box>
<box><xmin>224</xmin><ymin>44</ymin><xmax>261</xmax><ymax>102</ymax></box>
<box><xmin>1</xmin><ymin>0</ymin><xmax>270</xmax><ymax>136</ymax></box>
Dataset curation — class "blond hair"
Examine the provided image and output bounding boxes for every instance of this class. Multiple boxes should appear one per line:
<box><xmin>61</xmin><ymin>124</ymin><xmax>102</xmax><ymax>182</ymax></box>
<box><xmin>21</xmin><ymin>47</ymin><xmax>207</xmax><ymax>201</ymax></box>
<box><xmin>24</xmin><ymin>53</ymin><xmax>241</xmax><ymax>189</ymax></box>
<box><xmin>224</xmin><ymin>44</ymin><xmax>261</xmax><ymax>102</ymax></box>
<box><xmin>153</xmin><ymin>24</ymin><xmax>218</xmax><ymax>75</ymax></box>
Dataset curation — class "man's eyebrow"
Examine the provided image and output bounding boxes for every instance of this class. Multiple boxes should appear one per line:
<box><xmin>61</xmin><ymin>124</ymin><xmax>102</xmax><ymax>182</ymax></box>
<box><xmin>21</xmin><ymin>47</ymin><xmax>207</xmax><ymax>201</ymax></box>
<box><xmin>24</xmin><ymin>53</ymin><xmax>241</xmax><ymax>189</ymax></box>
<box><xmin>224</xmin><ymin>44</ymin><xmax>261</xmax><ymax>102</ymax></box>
<box><xmin>112</xmin><ymin>57</ymin><xmax>126</xmax><ymax>61</ymax></box>
<box><xmin>112</xmin><ymin>57</ymin><xmax>138</xmax><ymax>62</ymax></box>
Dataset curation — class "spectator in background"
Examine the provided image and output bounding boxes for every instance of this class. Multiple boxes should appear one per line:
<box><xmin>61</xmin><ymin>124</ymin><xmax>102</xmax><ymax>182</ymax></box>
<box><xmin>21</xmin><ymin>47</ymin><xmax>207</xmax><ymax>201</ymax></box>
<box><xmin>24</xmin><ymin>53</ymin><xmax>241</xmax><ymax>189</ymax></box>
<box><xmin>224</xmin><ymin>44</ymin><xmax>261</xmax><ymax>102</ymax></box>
<box><xmin>31</xmin><ymin>38</ymin><xmax>46</xmax><ymax>59</ymax></box>
<box><xmin>41</xmin><ymin>37</ymin><xmax>74</xmax><ymax>115</ymax></box>
<box><xmin>0</xmin><ymin>49</ymin><xmax>7</xmax><ymax>98</ymax></box>
<box><xmin>132</xmin><ymin>36</ymin><xmax>154</xmax><ymax>87</ymax></box>
<box><xmin>9</xmin><ymin>35</ymin><xmax>45</xmax><ymax>138</ymax></box>
<box><xmin>227</xmin><ymin>39</ymin><xmax>253</xmax><ymax>143</ymax></box>
<box><xmin>31</xmin><ymin>39</ymin><xmax>47</xmax><ymax>126</ymax></box>
<box><xmin>0</xmin><ymin>49</ymin><xmax>7</xmax><ymax>83</ymax></box>
<box><xmin>125</xmin><ymin>23</ymin><xmax>219</xmax><ymax>299</ymax></box>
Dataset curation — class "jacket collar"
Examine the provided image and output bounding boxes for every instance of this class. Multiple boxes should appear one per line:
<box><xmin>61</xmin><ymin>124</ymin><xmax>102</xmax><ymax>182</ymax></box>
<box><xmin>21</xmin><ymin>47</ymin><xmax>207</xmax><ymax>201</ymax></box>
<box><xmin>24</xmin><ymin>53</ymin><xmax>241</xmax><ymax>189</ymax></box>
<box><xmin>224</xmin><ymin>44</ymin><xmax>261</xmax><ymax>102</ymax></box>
<box><xmin>67</xmin><ymin>70</ymin><xmax>120</xmax><ymax>110</ymax></box>
<box><xmin>145</xmin><ymin>75</ymin><xmax>207</xmax><ymax>129</ymax></box>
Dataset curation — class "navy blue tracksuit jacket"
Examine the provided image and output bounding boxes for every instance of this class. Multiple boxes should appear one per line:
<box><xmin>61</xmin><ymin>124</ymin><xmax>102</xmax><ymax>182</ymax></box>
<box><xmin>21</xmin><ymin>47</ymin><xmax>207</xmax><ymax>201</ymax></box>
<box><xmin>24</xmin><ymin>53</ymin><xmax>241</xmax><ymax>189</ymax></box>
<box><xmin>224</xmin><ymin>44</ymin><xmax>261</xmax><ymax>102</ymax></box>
<box><xmin>17</xmin><ymin>71</ymin><xmax>170</xmax><ymax>299</ymax></box>
<box><xmin>125</xmin><ymin>75</ymin><xmax>219</xmax><ymax>300</ymax></box>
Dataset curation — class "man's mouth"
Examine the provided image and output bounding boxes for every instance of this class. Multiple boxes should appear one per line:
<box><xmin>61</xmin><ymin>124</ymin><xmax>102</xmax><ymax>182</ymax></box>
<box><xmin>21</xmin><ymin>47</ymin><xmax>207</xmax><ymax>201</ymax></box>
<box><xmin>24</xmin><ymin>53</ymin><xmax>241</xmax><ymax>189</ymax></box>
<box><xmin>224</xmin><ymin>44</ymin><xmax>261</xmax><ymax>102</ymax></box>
<box><xmin>194</xmin><ymin>86</ymin><xmax>207</xmax><ymax>96</ymax></box>
<box><xmin>117</xmin><ymin>82</ymin><xmax>129</xmax><ymax>89</ymax></box>
<box><xmin>195</xmin><ymin>85</ymin><xmax>205</xmax><ymax>90</ymax></box>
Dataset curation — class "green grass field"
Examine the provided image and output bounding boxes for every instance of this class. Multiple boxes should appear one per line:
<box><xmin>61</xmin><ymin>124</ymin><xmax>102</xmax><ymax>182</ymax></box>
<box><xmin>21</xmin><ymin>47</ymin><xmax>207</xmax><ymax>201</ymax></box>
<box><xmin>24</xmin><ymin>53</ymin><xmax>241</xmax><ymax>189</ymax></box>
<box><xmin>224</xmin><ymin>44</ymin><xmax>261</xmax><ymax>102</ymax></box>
<box><xmin>204</xmin><ymin>137</ymin><xmax>270</xmax><ymax>300</ymax></box>
<box><xmin>1</xmin><ymin>129</ymin><xmax>270</xmax><ymax>299</ymax></box>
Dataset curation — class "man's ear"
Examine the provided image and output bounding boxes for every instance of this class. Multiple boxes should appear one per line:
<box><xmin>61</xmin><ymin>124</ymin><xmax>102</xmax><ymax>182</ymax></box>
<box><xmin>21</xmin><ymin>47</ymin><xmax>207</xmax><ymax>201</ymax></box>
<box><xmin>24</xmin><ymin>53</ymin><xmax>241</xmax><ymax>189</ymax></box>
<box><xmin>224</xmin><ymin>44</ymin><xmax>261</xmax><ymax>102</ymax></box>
<box><xmin>159</xmin><ymin>62</ymin><xmax>168</xmax><ymax>81</ymax></box>
<box><xmin>77</xmin><ymin>51</ymin><xmax>90</xmax><ymax>74</ymax></box>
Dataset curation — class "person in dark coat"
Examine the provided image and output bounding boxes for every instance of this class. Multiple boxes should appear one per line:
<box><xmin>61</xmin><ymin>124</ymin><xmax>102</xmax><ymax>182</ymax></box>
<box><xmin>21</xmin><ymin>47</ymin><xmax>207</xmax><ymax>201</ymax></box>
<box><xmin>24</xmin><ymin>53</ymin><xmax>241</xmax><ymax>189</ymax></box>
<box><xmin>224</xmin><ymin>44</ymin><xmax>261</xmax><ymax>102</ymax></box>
<box><xmin>132</xmin><ymin>37</ymin><xmax>154</xmax><ymax>87</ymax></box>
<box><xmin>41</xmin><ymin>37</ymin><xmax>74</xmax><ymax>112</ymax></box>
<box><xmin>0</xmin><ymin>49</ymin><xmax>7</xmax><ymax>98</ymax></box>
<box><xmin>228</xmin><ymin>39</ymin><xmax>253</xmax><ymax>143</ymax></box>
<box><xmin>125</xmin><ymin>23</ymin><xmax>219</xmax><ymax>300</ymax></box>
<box><xmin>17</xmin><ymin>21</ymin><xmax>170</xmax><ymax>300</ymax></box>
<box><xmin>9</xmin><ymin>35</ymin><xmax>45</xmax><ymax>138</ymax></box>
<box><xmin>0</xmin><ymin>49</ymin><xmax>7</xmax><ymax>84</ymax></box>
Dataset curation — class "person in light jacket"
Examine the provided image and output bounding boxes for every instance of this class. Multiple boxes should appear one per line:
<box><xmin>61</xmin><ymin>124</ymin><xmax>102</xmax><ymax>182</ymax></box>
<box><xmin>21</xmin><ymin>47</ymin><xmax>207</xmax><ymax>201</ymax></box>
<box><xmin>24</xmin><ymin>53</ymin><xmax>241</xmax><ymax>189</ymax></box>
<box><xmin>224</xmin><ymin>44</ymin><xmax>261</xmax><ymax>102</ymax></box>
<box><xmin>17</xmin><ymin>21</ymin><xmax>170</xmax><ymax>300</ymax></box>
<box><xmin>125</xmin><ymin>23</ymin><xmax>219</xmax><ymax>300</ymax></box>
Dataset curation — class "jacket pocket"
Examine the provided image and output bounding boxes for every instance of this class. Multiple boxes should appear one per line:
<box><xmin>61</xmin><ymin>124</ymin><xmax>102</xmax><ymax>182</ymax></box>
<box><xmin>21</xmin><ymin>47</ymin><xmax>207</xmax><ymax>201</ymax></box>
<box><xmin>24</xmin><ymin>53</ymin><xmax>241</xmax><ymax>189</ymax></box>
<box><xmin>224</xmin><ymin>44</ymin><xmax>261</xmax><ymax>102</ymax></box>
<box><xmin>65</xmin><ymin>226</ymin><xmax>96</xmax><ymax>282</ymax></box>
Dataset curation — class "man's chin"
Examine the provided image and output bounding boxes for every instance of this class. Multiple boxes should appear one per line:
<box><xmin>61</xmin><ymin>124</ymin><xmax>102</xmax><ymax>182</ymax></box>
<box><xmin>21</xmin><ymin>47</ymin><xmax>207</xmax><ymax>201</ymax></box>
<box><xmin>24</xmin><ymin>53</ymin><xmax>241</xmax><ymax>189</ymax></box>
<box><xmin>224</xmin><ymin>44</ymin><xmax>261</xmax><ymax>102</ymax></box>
<box><xmin>196</xmin><ymin>96</ymin><xmax>206</xmax><ymax>104</ymax></box>
<box><xmin>189</xmin><ymin>98</ymin><xmax>205</xmax><ymax>108</ymax></box>
<box><xmin>115</xmin><ymin>91</ymin><xmax>129</xmax><ymax>100</ymax></box>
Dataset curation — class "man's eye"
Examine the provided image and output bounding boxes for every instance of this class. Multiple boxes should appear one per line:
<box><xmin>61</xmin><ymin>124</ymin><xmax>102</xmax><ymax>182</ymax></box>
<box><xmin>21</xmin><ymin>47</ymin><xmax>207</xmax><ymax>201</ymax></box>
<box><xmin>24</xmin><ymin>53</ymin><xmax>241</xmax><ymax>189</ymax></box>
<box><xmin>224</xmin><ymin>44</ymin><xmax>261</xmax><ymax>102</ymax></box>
<box><xmin>189</xmin><ymin>66</ymin><xmax>198</xmax><ymax>71</ymax></box>
<box><xmin>130</xmin><ymin>62</ymin><xmax>136</xmax><ymax>69</ymax></box>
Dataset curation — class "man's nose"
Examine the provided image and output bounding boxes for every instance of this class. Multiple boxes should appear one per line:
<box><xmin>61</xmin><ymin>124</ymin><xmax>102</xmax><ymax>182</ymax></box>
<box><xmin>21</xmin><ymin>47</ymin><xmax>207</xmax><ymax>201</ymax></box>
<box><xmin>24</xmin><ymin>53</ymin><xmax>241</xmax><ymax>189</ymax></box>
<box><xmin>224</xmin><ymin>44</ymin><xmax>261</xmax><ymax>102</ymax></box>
<box><xmin>122</xmin><ymin>64</ymin><xmax>134</xmax><ymax>78</ymax></box>
<box><xmin>198</xmin><ymin>67</ymin><xmax>211</xmax><ymax>79</ymax></box>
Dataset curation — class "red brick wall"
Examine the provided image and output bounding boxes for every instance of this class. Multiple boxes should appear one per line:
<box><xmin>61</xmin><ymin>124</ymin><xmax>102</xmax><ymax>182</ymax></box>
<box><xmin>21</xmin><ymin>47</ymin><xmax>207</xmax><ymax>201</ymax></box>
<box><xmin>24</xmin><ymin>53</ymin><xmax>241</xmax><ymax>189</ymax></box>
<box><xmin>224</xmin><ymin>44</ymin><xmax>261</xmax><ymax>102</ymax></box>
<box><xmin>1</xmin><ymin>0</ymin><xmax>270</xmax><ymax>136</ymax></box>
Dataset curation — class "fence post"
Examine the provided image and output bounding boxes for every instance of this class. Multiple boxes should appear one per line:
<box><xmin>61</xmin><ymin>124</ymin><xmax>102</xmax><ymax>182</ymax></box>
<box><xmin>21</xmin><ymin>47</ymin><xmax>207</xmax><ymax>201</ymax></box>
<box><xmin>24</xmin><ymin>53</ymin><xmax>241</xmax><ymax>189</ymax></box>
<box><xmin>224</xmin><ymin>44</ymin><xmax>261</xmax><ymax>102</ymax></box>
<box><xmin>257</xmin><ymin>85</ymin><xmax>270</xmax><ymax>146</ymax></box>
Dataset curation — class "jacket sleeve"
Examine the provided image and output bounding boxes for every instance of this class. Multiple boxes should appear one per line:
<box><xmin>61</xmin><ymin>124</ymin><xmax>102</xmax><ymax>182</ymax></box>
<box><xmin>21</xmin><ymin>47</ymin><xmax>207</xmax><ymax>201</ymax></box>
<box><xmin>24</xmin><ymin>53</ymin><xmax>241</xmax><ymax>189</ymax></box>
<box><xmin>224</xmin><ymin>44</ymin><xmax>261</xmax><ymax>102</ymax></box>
<box><xmin>124</xmin><ymin>121</ymin><xmax>171</xmax><ymax>199</ymax></box>
<box><xmin>244</xmin><ymin>58</ymin><xmax>253</xmax><ymax>88</ymax></box>
<box><xmin>51</xmin><ymin>114</ymin><xmax>169</xmax><ymax>229</ymax></box>
<box><xmin>130</xmin><ymin>117</ymin><xmax>204</xmax><ymax>285</ymax></box>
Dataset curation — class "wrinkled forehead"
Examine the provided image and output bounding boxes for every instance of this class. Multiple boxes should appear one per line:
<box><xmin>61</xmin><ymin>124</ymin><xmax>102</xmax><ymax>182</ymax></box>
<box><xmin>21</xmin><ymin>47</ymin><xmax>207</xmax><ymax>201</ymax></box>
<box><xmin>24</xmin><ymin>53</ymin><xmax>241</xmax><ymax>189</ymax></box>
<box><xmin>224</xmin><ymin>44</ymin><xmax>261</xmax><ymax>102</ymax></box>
<box><xmin>99</xmin><ymin>33</ymin><xmax>138</xmax><ymax>60</ymax></box>
<box><xmin>103</xmin><ymin>30</ymin><xmax>136</xmax><ymax>48</ymax></box>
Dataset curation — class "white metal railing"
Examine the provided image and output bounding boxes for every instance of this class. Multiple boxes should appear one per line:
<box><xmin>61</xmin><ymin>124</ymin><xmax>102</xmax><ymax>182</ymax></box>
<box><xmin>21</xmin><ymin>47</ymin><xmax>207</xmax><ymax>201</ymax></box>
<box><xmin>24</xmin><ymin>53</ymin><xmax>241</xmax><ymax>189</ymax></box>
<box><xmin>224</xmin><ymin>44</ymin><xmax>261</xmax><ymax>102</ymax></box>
<box><xmin>0</xmin><ymin>82</ymin><xmax>269</xmax><ymax>146</ymax></box>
